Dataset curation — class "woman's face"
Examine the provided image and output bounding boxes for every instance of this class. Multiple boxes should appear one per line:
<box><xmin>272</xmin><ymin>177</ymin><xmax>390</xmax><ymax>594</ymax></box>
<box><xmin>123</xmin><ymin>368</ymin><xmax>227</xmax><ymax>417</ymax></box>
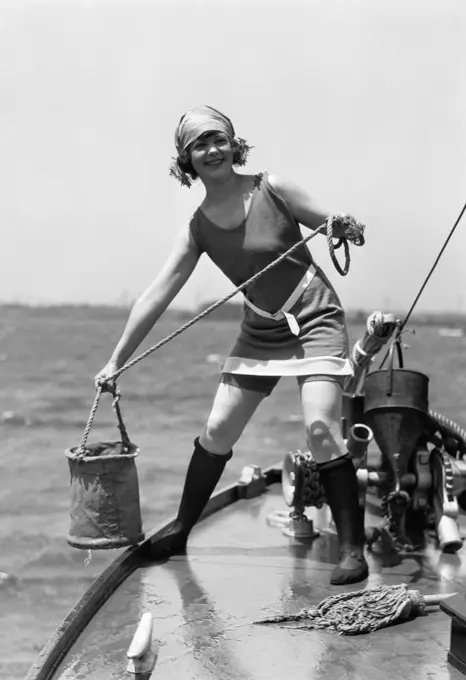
<box><xmin>189</xmin><ymin>131</ymin><xmax>234</xmax><ymax>181</ymax></box>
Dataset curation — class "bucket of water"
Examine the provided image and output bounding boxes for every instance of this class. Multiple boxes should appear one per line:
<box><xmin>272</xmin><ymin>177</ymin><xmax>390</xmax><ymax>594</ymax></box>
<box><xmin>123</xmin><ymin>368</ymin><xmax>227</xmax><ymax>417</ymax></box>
<box><xmin>65</xmin><ymin>385</ymin><xmax>144</xmax><ymax>550</ymax></box>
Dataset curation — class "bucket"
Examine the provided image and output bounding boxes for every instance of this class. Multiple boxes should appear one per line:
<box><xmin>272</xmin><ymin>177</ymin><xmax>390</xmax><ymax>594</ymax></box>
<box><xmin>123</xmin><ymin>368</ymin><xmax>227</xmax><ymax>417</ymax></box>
<box><xmin>363</xmin><ymin>338</ymin><xmax>429</xmax><ymax>480</ymax></box>
<box><xmin>65</xmin><ymin>385</ymin><xmax>145</xmax><ymax>550</ymax></box>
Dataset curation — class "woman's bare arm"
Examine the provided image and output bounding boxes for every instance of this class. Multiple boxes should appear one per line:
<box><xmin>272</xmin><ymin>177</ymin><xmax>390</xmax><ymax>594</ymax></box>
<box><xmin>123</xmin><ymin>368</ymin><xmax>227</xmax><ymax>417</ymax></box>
<box><xmin>109</xmin><ymin>225</ymin><xmax>201</xmax><ymax>368</ymax></box>
<box><xmin>268</xmin><ymin>174</ymin><xmax>330</xmax><ymax>231</ymax></box>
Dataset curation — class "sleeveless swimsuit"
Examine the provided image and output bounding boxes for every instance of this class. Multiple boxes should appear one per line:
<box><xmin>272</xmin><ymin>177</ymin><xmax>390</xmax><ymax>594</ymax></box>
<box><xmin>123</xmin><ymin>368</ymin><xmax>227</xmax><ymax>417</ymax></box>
<box><xmin>189</xmin><ymin>172</ymin><xmax>353</xmax><ymax>380</ymax></box>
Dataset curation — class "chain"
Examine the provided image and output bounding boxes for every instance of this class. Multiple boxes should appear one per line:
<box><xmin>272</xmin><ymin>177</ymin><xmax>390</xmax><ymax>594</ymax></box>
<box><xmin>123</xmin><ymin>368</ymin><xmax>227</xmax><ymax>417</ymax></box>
<box><xmin>365</xmin><ymin>410</ymin><xmax>466</xmax><ymax>552</ymax></box>
<box><xmin>373</xmin><ymin>441</ymin><xmax>457</xmax><ymax>552</ymax></box>
<box><xmin>380</xmin><ymin>489</ymin><xmax>415</xmax><ymax>552</ymax></box>
<box><xmin>292</xmin><ymin>450</ymin><xmax>326</xmax><ymax>509</ymax></box>
<box><xmin>367</xmin><ymin>409</ymin><xmax>466</xmax><ymax>551</ymax></box>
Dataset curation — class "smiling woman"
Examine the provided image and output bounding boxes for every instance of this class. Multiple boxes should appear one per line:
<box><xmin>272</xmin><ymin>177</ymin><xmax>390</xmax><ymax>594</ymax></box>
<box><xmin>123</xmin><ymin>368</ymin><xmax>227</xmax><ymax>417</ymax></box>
<box><xmin>95</xmin><ymin>104</ymin><xmax>368</xmax><ymax>586</ymax></box>
<box><xmin>169</xmin><ymin>106</ymin><xmax>252</xmax><ymax>188</ymax></box>
<box><xmin>192</xmin><ymin>132</ymin><xmax>233</xmax><ymax>172</ymax></box>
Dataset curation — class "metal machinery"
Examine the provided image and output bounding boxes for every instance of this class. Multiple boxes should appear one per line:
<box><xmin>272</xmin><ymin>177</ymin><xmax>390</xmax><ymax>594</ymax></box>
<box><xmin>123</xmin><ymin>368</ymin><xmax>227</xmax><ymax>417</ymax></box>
<box><xmin>282</xmin><ymin>316</ymin><xmax>466</xmax><ymax>554</ymax></box>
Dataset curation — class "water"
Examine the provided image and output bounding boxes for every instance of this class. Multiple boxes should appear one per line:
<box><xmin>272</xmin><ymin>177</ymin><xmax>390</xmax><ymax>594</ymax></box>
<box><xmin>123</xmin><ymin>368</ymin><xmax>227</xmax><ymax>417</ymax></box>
<box><xmin>0</xmin><ymin>305</ymin><xmax>465</xmax><ymax>679</ymax></box>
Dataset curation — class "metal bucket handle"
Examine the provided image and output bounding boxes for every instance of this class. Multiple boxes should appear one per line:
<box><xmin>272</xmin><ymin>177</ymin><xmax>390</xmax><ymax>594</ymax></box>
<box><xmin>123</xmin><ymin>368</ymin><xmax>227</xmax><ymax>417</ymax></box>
<box><xmin>386</xmin><ymin>337</ymin><xmax>405</xmax><ymax>397</ymax></box>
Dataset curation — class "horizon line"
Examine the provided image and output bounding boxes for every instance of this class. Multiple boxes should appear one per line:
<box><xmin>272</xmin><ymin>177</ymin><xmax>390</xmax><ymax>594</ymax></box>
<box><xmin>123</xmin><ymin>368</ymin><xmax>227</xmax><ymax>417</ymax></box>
<box><xmin>1</xmin><ymin>301</ymin><xmax>466</xmax><ymax>319</ymax></box>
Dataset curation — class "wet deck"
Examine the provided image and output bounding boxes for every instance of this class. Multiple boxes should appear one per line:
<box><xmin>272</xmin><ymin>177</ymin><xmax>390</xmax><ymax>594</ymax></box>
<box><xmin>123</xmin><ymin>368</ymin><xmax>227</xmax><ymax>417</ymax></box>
<box><xmin>54</xmin><ymin>484</ymin><xmax>465</xmax><ymax>679</ymax></box>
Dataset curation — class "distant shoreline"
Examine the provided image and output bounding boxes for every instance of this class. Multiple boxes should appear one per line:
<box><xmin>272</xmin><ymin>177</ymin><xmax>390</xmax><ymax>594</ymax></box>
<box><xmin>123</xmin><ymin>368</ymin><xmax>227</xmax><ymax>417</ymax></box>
<box><xmin>1</xmin><ymin>302</ymin><xmax>465</xmax><ymax>328</ymax></box>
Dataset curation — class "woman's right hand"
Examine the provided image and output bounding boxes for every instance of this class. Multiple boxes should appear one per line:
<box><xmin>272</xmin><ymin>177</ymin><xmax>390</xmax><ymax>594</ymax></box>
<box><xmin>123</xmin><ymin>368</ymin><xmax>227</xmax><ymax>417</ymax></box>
<box><xmin>94</xmin><ymin>359</ymin><xmax>120</xmax><ymax>391</ymax></box>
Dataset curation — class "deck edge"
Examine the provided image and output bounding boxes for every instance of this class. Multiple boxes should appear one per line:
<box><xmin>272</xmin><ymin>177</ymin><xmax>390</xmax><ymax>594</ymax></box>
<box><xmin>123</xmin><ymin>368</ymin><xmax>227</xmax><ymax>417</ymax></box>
<box><xmin>24</xmin><ymin>465</ymin><xmax>281</xmax><ymax>680</ymax></box>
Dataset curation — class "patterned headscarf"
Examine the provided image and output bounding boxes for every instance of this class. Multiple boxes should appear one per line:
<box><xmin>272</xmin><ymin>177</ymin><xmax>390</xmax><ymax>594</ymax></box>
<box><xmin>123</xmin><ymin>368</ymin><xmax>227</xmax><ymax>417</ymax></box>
<box><xmin>174</xmin><ymin>105</ymin><xmax>235</xmax><ymax>153</ymax></box>
<box><xmin>169</xmin><ymin>105</ymin><xmax>251</xmax><ymax>188</ymax></box>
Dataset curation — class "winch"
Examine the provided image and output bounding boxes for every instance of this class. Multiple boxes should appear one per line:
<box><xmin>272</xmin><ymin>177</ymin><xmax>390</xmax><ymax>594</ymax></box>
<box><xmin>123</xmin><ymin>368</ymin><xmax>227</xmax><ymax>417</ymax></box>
<box><xmin>281</xmin><ymin>316</ymin><xmax>466</xmax><ymax>553</ymax></box>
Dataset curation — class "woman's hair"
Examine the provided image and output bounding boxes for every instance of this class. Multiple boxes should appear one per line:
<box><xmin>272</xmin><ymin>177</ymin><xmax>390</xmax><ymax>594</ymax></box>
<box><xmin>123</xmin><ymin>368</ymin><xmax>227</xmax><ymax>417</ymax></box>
<box><xmin>169</xmin><ymin>136</ymin><xmax>252</xmax><ymax>188</ymax></box>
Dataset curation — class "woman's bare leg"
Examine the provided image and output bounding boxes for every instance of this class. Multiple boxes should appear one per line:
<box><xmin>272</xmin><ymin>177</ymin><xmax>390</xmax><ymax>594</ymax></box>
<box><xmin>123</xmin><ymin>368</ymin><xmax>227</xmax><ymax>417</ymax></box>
<box><xmin>149</xmin><ymin>381</ymin><xmax>265</xmax><ymax>559</ymax></box>
<box><xmin>299</xmin><ymin>377</ymin><xmax>368</xmax><ymax>585</ymax></box>
<box><xmin>200</xmin><ymin>380</ymin><xmax>266</xmax><ymax>454</ymax></box>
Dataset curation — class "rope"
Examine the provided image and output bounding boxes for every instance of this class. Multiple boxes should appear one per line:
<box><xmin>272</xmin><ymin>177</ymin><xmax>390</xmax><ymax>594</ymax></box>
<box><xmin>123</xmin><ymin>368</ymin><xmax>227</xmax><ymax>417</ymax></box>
<box><xmin>76</xmin><ymin>388</ymin><xmax>103</xmax><ymax>458</ymax></box>
<box><xmin>76</xmin><ymin>214</ymin><xmax>364</xmax><ymax>455</ymax></box>
<box><xmin>74</xmin><ymin>383</ymin><xmax>131</xmax><ymax>460</ymax></box>
<box><xmin>107</xmin><ymin>230</ymin><xmax>323</xmax><ymax>382</ymax></box>
<box><xmin>326</xmin><ymin>213</ymin><xmax>365</xmax><ymax>276</ymax></box>
<box><xmin>104</xmin><ymin>214</ymin><xmax>364</xmax><ymax>384</ymax></box>
<box><xmin>379</xmin><ymin>200</ymin><xmax>466</xmax><ymax>369</ymax></box>
<box><xmin>428</xmin><ymin>410</ymin><xmax>466</xmax><ymax>456</ymax></box>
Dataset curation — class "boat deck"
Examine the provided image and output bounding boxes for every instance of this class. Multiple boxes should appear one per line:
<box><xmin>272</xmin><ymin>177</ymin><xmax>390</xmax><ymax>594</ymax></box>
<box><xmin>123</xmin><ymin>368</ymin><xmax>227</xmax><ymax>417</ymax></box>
<box><xmin>54</xmin><ymin>483</ymin><xmax>465</xmax><ymax>679</ymax></box>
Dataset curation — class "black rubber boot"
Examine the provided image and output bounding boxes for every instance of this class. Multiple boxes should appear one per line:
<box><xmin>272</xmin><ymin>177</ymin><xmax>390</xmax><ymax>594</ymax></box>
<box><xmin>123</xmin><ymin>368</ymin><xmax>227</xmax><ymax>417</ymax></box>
<box><xmin>318</xmin><ymin>455</ymin><xmax>369</xmax><ymax>585</ymax></box>
<box><xmin>147</xmin><ymin>438</ymin><xmax>232</xmax><ymax>560</ymax></box>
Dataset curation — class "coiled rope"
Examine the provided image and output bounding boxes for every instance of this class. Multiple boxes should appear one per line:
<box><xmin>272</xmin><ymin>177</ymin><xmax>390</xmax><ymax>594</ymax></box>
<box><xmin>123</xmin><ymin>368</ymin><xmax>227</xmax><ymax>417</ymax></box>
<box><xmin>428</xmin><ymin>410</ymin><xmax>466</xmax><ymax>458</ymax></box>
<box><xmin>73</xmin><ymin>214</ymin><xmax>364</xmax><ymax>457</ymax></box>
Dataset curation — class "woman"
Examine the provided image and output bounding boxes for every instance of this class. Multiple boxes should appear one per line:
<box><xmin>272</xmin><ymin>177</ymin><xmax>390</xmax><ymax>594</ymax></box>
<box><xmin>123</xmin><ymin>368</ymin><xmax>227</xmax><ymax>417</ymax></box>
<box><xmin>95</xmin><ymin>105</ymin><xmax>368</xmax><ymax>585</ymax></box>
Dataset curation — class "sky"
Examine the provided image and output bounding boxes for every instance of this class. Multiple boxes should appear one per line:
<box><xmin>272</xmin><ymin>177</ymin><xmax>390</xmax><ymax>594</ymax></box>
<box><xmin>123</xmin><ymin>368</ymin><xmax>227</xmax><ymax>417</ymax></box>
<box><xmin>1</xmin><ymin>0</ymin><xmax>465</xmax><ymax>313</ymax></box>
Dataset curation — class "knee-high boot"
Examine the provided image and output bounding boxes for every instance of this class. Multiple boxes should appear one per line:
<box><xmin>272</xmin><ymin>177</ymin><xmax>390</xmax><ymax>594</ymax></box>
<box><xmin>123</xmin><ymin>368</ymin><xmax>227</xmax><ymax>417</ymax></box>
<box><xmin>318</xmin><ymin>455</ymin><xmax>369</xmax><ymax>585</ymax></box>
<box><xmin>147</xmin><ymin>437</ymin><xmax>232</xmax><ymax>559</ymax></box>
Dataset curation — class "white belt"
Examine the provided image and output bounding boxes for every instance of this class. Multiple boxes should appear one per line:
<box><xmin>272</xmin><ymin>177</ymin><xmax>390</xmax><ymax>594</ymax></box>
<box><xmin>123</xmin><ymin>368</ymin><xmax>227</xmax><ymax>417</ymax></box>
<box><xmin>243</xmin><ymin>265</ymin><xmax>316</xmax><ymax>336</ymax></box>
